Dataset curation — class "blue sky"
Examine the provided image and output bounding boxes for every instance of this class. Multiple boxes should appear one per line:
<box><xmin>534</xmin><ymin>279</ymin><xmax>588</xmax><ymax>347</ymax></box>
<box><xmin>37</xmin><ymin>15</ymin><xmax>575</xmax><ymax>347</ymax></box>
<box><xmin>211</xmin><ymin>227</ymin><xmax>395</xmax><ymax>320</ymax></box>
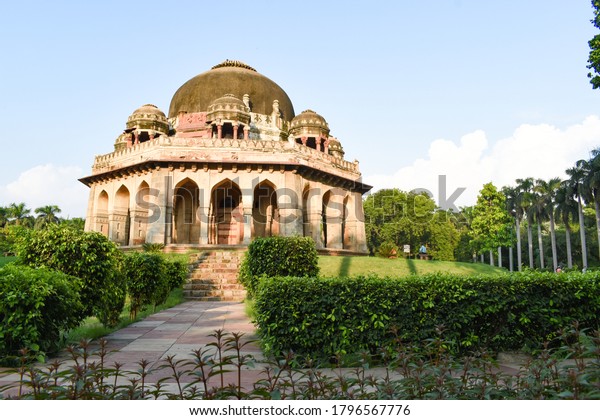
<box><xmin>1</xmin><ymin>1</ymin><xmax>600</xmax><ymax>217</ymax></box>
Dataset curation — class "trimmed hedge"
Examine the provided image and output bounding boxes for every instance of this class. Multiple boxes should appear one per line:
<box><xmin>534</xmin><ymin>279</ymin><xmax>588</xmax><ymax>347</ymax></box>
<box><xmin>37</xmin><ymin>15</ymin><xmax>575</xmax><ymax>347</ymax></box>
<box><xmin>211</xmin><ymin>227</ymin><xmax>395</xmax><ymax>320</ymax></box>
<box><xmin>15</xmin><ymin>225</ymin><xmax>126</xmax><ymax>327</ymax></box>
<box><xmin>122</xmin><ymin>252</ymin><xmax>189</xmax><ymax>319</ymax></box>
<box><xmin>0</xmin><ymin>265</ymin><xmax>85</xmax><ymax>363</ymax></box>
<box><xmin>253</xmin><ymin>272</ymin><xmax>600</xmax><ymax>358</ymax></box>
<box><xmin>240</xmin><ymin>236</ymin><xmax>319</xmax><ymax>296</ymax></box>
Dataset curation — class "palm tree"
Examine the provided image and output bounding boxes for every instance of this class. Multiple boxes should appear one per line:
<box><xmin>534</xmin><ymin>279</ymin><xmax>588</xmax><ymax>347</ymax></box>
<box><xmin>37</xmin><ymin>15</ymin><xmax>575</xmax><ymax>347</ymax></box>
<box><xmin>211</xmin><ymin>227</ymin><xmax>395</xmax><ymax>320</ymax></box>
<box><xmin>502</xmin><ymin>186</ymin><xmax>519</xmax><ymax>271</ymax></box>
<box><xmin>531</xmin><ymin>184</ymin><xmax>546</xmax><ymax>269</ymax></box>
<box><xmin>34</xmin><ymin>205</ymin><xmax>62</xmax><ymax>229</ymax></box>
<box><xmin>555</xmin><ymin>181</ymin><xmax>577</xmax><ymax>269</ymax></box>
<box><xmin>566</xmin><ymin>161</ymin><xmax>589</xmax><ymax>269</ymax></box>
<box><xmin>516</xmin><ymin>177</ymin><xmax>535</xmax><ymax>268</ymax></box>
<box><xmin>8</xmin><ymin>202</ymin><xmax>31</xmax><ymax>226</ymax></box>
<box><xmin>585</xmin><ymin>148</ymin><xmax>600</xmax><ymax>260</ymax></box>
<box><xmin>535</xmin><ymin>177</ymin><xmax>562</xmax><ymax>271</ymax></box>
<box><xmin>0</xmin><ymin>206</ymin><xmax>8</xmax><ymax>228</ymax></box>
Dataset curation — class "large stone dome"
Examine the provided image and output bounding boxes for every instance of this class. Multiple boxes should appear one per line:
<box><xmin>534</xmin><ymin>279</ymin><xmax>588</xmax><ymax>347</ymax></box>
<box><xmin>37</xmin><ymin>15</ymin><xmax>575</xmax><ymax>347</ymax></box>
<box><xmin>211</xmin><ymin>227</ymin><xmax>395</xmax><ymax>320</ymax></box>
<box><xmin>168</xmin><ymin>60</ymin><xmax>295</xmax><ymax>121</ymax></box>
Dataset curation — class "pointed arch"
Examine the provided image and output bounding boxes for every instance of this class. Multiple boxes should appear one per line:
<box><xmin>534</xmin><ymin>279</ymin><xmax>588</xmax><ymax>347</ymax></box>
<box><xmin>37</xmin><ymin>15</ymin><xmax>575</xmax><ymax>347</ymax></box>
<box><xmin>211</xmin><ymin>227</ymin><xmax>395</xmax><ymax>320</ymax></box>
<box><xmin>252</xmin><ymin>180</ymin><xmax>279</xmax><ymax>238</ymax></box>
<box><xmin>113</xmin><ymin>185</ymin><xmax>131</xmax><ymax>245</ymax></box>
<box><xmin>302</xmin><ymin>184</ymin><xmax>311</xmax><ymax>238</ymax></box>
<box><xmin>95</xmin><ymin>190</ymin><xmax>109</xmax><ymax>236</ymax></box>
<box><xmin>209</xmin><ymin>178</ymin><xmax>243</xmax><ymax>244</ymax></box>
<box><xmin>133</xmin><ymin>181</ymin><xmax>150</xmax><ymax>245</ymax></box>
<box><xmin>173</xmin><ymin>178</ymin><xmax>200</xmax><ymax>244</ymax></box>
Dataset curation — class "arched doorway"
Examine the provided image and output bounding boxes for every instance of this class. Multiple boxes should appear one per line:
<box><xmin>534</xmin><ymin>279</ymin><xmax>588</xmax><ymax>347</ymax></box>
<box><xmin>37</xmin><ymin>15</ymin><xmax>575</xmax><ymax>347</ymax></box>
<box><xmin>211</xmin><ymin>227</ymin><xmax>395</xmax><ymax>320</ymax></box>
<box><xmin>133</xmin><ymin>181</ymin><xmax>150</xmax><ymax>245</ymax></box>
<box><xmin>173</xmin><ymin>179</ymin><xmax>200</xmax><ymax>244</ymax></box>
<box><xmin>209</xmin><ymin>179</ymin><xmax>243</xmax><ymax>245</ymax></box>
<box><xmin>302</xmin><ymin>185</ymin><xmax>314</xmax><ymax>239</ymax></box>
<box><xmin>96</xmin><ymin>190</ymin><xmax>109</xmax><ymax>236</ymax></box>
<box><xmin>114</xmin><ymin>185</ymin><xmax>131</xmax><ymax>246</ymax></box>
<box><xmin>252</xmin><ymin>181</ymin><xmax>279</xmax><ymax>238</ymax></box>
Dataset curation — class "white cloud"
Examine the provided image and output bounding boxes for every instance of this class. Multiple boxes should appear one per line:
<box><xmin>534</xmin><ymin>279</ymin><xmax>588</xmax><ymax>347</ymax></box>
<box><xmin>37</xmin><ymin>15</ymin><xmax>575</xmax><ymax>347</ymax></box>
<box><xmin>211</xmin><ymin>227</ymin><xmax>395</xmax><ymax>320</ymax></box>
<box><xmin>0</xmin><ymin>164</ymin><xmax>88</xmax><ymax>218</ymax></box>
<box><xmin>365</xmin><ymin>115</ymin><xmax>600</xmax><ymax>210</ymax></box>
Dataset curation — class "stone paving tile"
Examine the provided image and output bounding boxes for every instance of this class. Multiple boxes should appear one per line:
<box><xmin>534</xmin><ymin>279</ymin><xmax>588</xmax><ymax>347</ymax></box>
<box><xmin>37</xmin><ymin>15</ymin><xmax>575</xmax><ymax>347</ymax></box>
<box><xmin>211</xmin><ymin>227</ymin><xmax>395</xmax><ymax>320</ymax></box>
<box><xmin>130</xmin><ymin>320</ymin><xmax>166</xmax><ymax>328</ymax></box>
<box><xmin>120</xmin><ymin>338</ymin><xmax>177</xmax><ymax>352</ymax></box>
<box><xmin>154</xmin><ymin>323</ymin><xmax>193</xmax><ymax>331</ymax></box>
<box><xmin>106</xmin><ymin>332</ymin><xmax>145</xmax><ymax>340</ymax></box>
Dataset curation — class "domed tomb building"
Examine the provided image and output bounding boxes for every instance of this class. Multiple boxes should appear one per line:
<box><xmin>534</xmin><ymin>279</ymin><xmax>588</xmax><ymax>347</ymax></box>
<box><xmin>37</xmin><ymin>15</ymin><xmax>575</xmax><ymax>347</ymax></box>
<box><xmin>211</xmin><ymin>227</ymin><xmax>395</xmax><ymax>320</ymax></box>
<box><xmin>80</xmin><ymin>60</ymin><xmax>371</xmax><ymax>253</ymax></box>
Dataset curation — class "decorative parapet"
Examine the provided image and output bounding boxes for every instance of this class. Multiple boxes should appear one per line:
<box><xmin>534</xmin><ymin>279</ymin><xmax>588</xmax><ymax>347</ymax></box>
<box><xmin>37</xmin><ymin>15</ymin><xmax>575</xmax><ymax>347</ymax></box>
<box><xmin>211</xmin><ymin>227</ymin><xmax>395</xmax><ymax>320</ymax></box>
<box><xmin>91</xmin><ymin>136</ymin><xmax>361</xmax><ymax>178</ymax></box>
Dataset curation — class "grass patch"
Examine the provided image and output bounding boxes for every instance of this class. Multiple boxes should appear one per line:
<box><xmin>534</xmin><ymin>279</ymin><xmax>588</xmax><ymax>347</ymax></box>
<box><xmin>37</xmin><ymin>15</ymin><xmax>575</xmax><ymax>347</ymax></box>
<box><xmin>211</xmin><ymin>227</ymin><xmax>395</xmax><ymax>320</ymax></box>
<box><xmin>0</xmin><ymin>256</ymin><xmax>16</xmax><ymax>267</ymax></box>
<box><xmin>318</xmin><ymin>255</ymin><xmax>505</xmax><ymax>277</ymax></box>
<box><xmin>65</xmin><ymin>288</ymin><xmax>185</xmax><ymax>344</ymax></box>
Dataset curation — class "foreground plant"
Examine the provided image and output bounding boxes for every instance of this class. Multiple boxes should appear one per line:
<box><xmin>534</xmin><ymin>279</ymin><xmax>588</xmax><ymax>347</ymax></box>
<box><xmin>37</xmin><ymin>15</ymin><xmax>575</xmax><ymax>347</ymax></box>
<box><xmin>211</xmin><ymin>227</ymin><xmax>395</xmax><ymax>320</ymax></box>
<box><xmin>1</xmin><ymin>326</ymin><xmax>599</xmax><ymax>400</ymax></box>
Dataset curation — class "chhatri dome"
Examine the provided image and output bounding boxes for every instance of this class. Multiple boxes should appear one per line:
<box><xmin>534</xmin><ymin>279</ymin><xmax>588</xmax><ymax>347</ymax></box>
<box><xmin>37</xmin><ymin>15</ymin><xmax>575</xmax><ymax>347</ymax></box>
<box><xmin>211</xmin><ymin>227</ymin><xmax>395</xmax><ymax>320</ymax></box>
<box><xmin>80</xmin><ymin>59</ymin><xmax>370</xmax><ymax>257</ymax></box>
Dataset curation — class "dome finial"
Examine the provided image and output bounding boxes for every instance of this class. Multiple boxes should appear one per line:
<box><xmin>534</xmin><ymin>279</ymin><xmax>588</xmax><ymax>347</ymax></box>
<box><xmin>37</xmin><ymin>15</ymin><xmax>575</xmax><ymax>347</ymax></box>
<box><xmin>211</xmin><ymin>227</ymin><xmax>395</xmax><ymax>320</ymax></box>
<box><xmin>212</xmin><ymin>59</ymin><xmax>257</xmax><ymax>72</ymax></box>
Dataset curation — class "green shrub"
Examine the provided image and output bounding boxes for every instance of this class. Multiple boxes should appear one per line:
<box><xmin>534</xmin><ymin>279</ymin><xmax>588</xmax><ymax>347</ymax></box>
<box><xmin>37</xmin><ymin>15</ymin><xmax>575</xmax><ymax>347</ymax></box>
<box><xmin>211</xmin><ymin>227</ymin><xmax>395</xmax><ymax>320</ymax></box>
<box><xmin>122</xmin><ymin>252</ymin><xmax>169</xmax><ymax>319</ymax></box>
<box><xmin>0</xmin><ymin>265</ymin><xmax>85</xmax><ymax>363</ymax></box>
<box><xmin>142</xmin><ymin>242</ymin><xmax>165</xmax><ymax>253</ymax></box>
<box><xmin>253</xmin><ymin>271</ymin><xmax>600</xmax><ymax>359</ymax></box>
<box><xmin>240</xmin><ymin>236</ymin><xmax>319</xmax><ymax>296</ymax></box>
<box><xmin>15</xmin><ymin>225</ymin><xmax>126</xmax><ymax>327</ymax></box>
<box><xmin>377</xmin><ymin>241</ymin><xmax>398</xmax><ymax>258</ymax></box>
<box><xmin>164</xmin><ymin>259</ymin><xmax>188</xmax><ymax>290</ymax></box>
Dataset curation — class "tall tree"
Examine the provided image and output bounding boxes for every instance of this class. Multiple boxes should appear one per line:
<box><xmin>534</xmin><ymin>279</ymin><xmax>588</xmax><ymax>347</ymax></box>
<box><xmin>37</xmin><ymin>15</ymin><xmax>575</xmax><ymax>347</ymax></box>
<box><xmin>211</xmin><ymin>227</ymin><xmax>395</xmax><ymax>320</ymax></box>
<box><xmin>8</xmin><ymin>202</ymin><xmax>31</xmax><ymax>226</ymax></box>
<box><xmin>535</xmin><ymin>178</ymin><xmax>562</xmax><ymax>271</ymax></box>
<box><xmin>555</xmin><ymin>181</ymin><xmax>578</xmax><ymax>269</ymax></box>
<box><xmin>588</xmin><ymin>0</ymin><xmax>600</xmax><ymax>88</ymax></box>
<box><xmin>516</xmin><ymin>177</ymin><xmax>535</xmax><ymax>268</ymax></box>
<box><xmin>584</xmin><ymin>148</ymin><xmax>600</xmax><ymax>260</ymax></box>
<box><xmin>34</xmin><ymin>205</ymin><xmax>62</xmax><ymax>229</ymax></box>
<box><xmin>567</xmin><ymin>161</ymin><xmax>589</xmax><ymax>269</ymax></box>
<box><xmin>502</xmin><ymin>186</ymin><xmax>519</xmax><ymax>271</ymax></box>
<box><xmin>0</xmin><ymin>206</ymin><xmax>8</xmax><ymax>228</ymax></box>
<box><xmin>470</xmin><ymin>183</ymin><xmax>513</xmax><ymax>265</ymax></box>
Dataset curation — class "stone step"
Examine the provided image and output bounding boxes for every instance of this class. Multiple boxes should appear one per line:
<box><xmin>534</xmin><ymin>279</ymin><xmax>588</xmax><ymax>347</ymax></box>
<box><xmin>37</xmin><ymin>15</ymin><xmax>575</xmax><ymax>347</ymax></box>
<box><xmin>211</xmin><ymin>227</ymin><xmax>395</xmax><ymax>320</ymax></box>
<box><xmin>183</xmin><ymin>249</ymin><xmax>246</xmax><ymax>302</ymax></box>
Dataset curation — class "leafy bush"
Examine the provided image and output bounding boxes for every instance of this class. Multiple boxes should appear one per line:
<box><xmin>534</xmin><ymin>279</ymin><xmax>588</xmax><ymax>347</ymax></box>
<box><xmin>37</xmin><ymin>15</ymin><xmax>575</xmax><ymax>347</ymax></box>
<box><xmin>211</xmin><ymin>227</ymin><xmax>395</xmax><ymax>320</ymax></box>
<box><xmin>122</xmin><ymin>252</ymin><xmax>169</xmax><ymax>319</ymax></box>
<box><xmin>377</xmin><ymin>241</ymin><xmax>398</xmax><ymax>258</ymax></box>
<box><xmin>163</xmin><ymin>259</ymin><xmax>188</xmax><ymax>291</ymax></box>
<box><xmin>15</xmin><ymin>225</ymin><xmax>126</xmax><ymax>327</ymax></box>
<box><xmin>0</xmin><ymin>265</ymin><xmax>85</xmax><ymax>363</ymax></box>
<box><xmin>239</xmin><ymin>236</ymin><xmax>319</xmax><ymax>296</ymax></box>
<box><xmin>253</xmin><ymin>271</ymin><xmax>600</xmax><ymax>359</ymax></box>
<box><xmin>142</xmin><ymin>242</ymin><xmax>165</xmax><ymax>253</ymax></box>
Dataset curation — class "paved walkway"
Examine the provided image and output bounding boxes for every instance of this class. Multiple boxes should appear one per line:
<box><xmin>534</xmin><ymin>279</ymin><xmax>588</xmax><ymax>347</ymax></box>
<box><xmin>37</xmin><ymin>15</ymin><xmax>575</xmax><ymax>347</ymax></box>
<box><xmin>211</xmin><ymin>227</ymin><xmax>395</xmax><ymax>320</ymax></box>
<box><xmin>1</xmin><ymin>301</ymin><xmax>527</xmax><ymax>398</ymax></box>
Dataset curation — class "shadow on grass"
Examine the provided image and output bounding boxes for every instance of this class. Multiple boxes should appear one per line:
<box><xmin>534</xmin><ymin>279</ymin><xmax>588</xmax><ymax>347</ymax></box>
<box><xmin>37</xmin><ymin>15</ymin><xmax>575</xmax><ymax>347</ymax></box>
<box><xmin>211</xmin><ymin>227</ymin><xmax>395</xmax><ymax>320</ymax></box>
<box><xmin>338</xmin><ymin>256</ymin><xmax>352</xmax><ymax>277</ymax></box>
<box><xmin>406</xmin><ymin>257</ymin><xmax>418</xmax><ymax>275</ymax></box>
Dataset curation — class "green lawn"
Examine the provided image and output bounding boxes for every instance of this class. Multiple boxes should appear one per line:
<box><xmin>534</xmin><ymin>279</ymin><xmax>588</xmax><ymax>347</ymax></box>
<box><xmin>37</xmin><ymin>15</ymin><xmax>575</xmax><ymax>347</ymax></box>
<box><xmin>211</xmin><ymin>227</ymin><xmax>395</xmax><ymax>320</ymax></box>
<box><xmin>0</xmin><ymin>256</ymin><xmax>16</xmax><ymax>267</ymax></box>
<box><xmin>319</xmin><ymin>255</ymin><xmax>506</xmax><ymax>278</ymax></box>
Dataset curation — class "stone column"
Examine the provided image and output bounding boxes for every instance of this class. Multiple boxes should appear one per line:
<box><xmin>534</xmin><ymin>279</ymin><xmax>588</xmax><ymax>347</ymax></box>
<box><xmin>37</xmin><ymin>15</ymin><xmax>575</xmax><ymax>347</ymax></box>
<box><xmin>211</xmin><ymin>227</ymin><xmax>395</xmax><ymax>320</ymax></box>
<box><xmin>349</xmin><ymin>191</ymin><xmax>368</xmax><ymax>253</ymax></box>
<box><xmin>243</xmin><ymin>126</ymin><xmax>249</xmax><ymax>140</ymax></box>
<box><xmin>145</xmin><ymin>169</ymin><xmax>171</xmax><ymax>244</ymax></box>
<box><xmin>232</xmin><ymin>123</ymin><xmax>239</xmax><ymax>140</ymax></box>
<box><xmin>316</xmin><ymin>137</ymin><xmax>322</xmax><ymax>152</ymax></box>
<box><xmin>307</xmin><ymin>190</ymin><xmax>324</xmax><ymax>248</ymax></box>
<box><xmin>216</xmin><ymin>124</ymin><xmax>223</xmax><ymax>139</ymax></box>
<box><xmin>198</xmin><ymin>182</ymin><xmax>210</xmax><ymax>245</ymax></box>
<box><xmin>278</xmin><ymin>171</ymin><xmax>303</xmax><ymax>237</ymax></box>
<box><xmin>324</xmin><ymin>191</ymin><xmax>344</xmax><ymax>250</ymax></box>
<box><xmin>301</xmin><ymin>136</ymin><xmax>307</xmax><ymax>146</ymax></box>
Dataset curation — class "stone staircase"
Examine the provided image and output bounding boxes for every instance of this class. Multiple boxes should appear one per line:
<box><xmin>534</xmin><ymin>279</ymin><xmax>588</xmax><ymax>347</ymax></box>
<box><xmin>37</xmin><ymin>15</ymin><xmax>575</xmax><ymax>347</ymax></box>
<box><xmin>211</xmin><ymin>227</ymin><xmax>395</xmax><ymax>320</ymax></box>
<box><xmin>183</xmin><ymin>249</ymin><xmax>246</xmax><ymax>301</ymax></box>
